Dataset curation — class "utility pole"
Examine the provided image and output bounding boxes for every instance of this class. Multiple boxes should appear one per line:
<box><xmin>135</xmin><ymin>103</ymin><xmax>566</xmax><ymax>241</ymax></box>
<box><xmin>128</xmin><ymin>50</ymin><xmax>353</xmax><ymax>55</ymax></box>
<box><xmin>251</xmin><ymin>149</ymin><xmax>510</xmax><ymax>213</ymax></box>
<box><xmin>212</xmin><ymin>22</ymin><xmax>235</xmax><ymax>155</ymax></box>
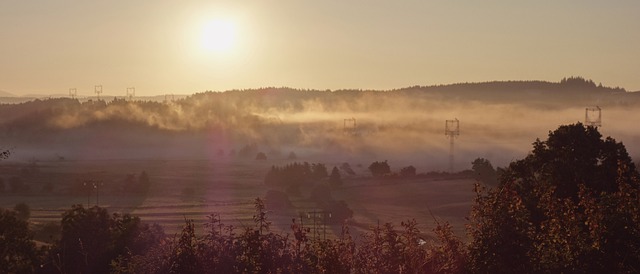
<box><xmin>445</xmin><ymin>119</ymin><xmax>460</xmax><ymax>173</ymax></box>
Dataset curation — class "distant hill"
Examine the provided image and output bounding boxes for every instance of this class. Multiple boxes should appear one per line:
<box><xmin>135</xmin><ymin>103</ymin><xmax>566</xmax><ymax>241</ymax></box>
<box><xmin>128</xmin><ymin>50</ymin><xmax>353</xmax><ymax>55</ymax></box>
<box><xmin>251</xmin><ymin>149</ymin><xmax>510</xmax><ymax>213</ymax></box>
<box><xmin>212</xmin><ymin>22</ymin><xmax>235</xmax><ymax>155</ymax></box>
<box><xmin>0</xmin><ymin>76</ymin><xmax>636</xmax><ymax>135</ymax></box>
<box><xmin>1</xmin><ymin>77</ymin><xmax>639</xmax><ymax>164</ymax></box>
<box><xmin>0</xmin><ymin>90</ymin><xmax>14</xmax><ymax>97</ymax></box>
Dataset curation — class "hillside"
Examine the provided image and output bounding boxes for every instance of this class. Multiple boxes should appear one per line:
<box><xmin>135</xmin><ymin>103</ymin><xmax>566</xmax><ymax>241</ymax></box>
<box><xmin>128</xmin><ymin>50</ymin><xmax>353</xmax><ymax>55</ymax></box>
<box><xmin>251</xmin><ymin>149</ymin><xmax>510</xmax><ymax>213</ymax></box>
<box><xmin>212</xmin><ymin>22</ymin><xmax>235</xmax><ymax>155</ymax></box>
<box><xmin>1</xmin><ymin>77</ymin><xmax>638</xmax><ymax>168</ymax></box>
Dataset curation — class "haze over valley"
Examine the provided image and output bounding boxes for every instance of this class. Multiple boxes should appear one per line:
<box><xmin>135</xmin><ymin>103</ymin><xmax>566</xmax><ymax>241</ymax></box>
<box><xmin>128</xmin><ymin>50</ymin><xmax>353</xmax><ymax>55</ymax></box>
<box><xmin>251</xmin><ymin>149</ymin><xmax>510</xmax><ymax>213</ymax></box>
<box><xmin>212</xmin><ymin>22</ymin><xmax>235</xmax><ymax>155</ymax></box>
<box><xmin>2</xmin><ymin>1</ymin><xmax>640</xmax><ymax>272</ymax></box>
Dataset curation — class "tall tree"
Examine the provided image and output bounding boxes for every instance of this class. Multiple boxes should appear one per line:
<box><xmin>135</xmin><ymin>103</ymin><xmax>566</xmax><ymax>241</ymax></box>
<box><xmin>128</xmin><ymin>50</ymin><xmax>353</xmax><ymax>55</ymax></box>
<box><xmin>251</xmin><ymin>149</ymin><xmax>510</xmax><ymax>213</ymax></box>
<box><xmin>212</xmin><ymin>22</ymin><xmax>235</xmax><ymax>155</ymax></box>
<box><xmin>329</xmin><ymin>166</ymin><xmax>343</xmax><ymax>187</ymax></box>
<box><xmin>0</xmin><ymin>209</ymin><xmax>40</xmax><ymax>273</ymax></box>
<box><xmin>468</xmin><ymin>123</ymin><xmax>640</xmax><ymax>273</ymax></box>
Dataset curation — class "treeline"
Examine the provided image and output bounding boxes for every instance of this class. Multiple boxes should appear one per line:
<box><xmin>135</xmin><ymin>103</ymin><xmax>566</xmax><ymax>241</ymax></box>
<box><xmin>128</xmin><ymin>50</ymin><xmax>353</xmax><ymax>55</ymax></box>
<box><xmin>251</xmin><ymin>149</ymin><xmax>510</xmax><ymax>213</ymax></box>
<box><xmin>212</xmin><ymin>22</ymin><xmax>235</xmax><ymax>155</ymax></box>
<box><xmin>264</xmin><ymin>162</ymin><xmax>328</xmax><ymax>189</ymax></box>
<box><xmin>0</xmin><ymin>77</ymin><xmax>635</xmax><ymax>135</ymax></box>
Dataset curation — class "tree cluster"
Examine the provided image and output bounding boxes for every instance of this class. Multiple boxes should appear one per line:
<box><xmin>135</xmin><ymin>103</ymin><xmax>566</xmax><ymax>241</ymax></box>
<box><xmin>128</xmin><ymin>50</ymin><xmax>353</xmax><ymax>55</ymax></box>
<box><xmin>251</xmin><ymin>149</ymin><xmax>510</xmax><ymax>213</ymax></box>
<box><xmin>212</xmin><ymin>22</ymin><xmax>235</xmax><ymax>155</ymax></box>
<box><xmin>264</xmin><ymin>162</ymin><xmax>328</xmax><ymax>194</ymax></box>
<box><xmin>41</xmin><ymin>205</ymin><xmax>165</xmax><ymax>274</ymax></box>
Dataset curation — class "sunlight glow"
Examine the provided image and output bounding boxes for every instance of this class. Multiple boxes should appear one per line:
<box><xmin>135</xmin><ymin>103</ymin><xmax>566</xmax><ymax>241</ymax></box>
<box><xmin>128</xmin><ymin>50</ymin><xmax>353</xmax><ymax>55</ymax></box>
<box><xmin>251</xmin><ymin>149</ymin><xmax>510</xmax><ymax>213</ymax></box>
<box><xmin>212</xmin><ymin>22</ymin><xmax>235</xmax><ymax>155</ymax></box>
<box><xmin>201</xmin><ymin>19</ymin><xmax>237</xmax><ymax>53</ymax></box>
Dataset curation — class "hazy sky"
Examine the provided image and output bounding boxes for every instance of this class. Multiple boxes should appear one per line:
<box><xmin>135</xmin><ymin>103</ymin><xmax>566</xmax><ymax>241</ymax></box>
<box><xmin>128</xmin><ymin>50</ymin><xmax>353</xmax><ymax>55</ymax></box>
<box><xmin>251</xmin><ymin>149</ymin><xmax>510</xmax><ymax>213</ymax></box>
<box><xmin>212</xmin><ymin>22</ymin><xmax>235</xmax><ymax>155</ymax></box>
<box><xmin>1</xmin><ymin>1</ymin><xmax>639</xmax><ymax>96</ymax></box>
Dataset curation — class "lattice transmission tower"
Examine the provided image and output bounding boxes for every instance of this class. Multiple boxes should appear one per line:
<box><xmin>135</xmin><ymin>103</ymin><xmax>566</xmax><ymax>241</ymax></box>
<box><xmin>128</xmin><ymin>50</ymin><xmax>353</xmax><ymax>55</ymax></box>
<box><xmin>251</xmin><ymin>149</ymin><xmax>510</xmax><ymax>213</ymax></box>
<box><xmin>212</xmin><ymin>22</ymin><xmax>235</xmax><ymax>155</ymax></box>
<box><xmin>585</xmin><ymin>106</ymin><xmax>602</xmax><ymax>127</ymax></box>
<box><xmin>164</xmin><ymin>94</ymin><xmax>175</xmax><ymax>104</ymax></box>
<box><xmin>126</xmin><ymin>87</ymin><xmax>135</xmax><ymax>101</ymax></box>
<box><xmin>69</xmin><ymin>88</ymin><xmax>77</xmax><ymax>99</ymax></box>
<box><xmin>445</xmin><ymin>119</ymin><xmax>460</xmax><ymax>173</ymax></box>
<box><xmin>94</xmin><ymin>85</ymin><xmax>103</xmax><ymax>100</ymax></box>
<box><xmin>343</xmin><ymin>118</ymin><xmax>357</xmax><ymax>135</ymax></box>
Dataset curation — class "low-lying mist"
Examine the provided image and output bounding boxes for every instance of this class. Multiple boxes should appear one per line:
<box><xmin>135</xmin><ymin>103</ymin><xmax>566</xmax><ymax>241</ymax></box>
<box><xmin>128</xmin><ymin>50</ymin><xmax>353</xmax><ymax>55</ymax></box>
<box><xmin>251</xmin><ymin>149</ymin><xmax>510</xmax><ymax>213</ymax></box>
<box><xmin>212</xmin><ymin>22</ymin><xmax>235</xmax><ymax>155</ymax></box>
<box><xmin>2</xmin><ymin>80</ymin><xmax>639</xmax><ymax>171</ymax></box>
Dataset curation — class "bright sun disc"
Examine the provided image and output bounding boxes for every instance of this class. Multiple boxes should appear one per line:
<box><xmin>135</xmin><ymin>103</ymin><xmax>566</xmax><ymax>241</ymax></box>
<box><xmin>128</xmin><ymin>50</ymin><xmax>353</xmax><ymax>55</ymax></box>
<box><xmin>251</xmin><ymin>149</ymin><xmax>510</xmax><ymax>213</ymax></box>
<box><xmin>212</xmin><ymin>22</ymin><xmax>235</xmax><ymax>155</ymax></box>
<box><xmin>201</xmin><ymin>19</ymin><xmax>236</xmax><ymax>53</ymax></box>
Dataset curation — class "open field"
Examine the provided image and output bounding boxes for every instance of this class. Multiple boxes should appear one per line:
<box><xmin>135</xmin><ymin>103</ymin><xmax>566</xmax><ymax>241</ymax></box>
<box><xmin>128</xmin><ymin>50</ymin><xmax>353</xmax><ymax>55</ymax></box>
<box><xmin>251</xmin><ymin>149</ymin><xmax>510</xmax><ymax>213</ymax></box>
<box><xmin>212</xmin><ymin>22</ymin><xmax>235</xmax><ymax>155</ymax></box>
<box><xmin>0</xmin><ymin>158</ymin><xmax>476</xmax><ymax>239</ymax></box>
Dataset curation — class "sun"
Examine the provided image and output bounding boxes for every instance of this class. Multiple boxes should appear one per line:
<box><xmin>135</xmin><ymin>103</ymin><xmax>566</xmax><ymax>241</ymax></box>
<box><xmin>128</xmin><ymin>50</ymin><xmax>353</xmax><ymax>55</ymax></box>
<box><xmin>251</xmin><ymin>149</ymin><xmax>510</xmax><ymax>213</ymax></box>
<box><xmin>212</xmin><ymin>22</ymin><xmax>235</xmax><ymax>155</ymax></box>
<box><xmin>200</xmin><ymin>19</ymin><xmax>237</xmax><ymax>54</ymax></box>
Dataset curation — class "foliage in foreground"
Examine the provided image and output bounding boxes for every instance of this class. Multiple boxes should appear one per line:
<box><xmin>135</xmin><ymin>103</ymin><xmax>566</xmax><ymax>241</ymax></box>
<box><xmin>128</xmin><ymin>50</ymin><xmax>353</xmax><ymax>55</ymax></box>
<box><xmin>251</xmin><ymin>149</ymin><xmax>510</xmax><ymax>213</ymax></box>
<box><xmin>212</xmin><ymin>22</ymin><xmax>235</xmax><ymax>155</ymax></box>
<box><xmin>467</xmin><ymin>123</ymin><xmax>640</xmax><ymax>273</ymax></box>
<box><xmin>111</xmin><ymin>198</ymin><xmax>463</xmax><ymax>274</ymax></box>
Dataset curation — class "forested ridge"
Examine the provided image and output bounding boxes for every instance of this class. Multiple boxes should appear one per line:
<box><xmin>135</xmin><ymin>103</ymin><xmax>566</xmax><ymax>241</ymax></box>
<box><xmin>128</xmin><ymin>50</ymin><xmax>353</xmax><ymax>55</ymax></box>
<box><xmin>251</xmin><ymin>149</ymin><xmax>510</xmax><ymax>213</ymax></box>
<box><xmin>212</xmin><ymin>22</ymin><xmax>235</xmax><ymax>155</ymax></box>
<box><xmin>0</xmin><ymin>77</ymin><xmax>635</xmax><ymax>135</ymax></box>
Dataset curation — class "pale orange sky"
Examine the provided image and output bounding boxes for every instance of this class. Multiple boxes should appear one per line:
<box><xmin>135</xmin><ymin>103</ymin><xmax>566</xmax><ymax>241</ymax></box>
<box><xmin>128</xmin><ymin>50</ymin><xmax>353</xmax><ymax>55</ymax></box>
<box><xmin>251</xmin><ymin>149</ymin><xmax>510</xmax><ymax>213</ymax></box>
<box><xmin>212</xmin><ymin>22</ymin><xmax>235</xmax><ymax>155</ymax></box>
<box><xmin>1</xmin><ymin>1</ymin><xmax>639</xmax><ymax>96</ymax></box>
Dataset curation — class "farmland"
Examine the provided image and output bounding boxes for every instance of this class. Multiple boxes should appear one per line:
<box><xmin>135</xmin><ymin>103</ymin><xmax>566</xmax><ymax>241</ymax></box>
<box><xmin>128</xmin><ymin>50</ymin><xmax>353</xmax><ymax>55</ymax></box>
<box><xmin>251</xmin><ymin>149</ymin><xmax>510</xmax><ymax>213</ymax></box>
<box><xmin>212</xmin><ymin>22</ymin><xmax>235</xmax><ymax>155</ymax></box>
<box><xmin>0</xmin><ymin>157</ymin><xmax>475</xmax><ymax>238</ymax></box>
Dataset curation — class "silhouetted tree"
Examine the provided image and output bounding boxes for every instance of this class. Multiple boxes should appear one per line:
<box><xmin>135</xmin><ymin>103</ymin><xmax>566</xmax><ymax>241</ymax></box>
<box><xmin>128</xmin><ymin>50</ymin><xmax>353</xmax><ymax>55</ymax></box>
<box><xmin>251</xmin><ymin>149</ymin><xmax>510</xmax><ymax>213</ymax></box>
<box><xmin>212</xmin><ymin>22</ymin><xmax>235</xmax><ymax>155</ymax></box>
<box><xmin>311</xmin><ymin>163</ymin><xmax>329</xmax><ymax>179</ymax></box>
<box><xmin>170</xmin><ymin>220</ymin><xmax>201</xmax><ymax>274</ymax></box>
<box><xmin>13</xmin><ymin>203</ymin><xmax>30</xmax><ymax>221</ymax></box>
<box><xmin>400</xmin><ymin>165</ymin><xmax>417</xmax><ymax>177</ymax></box>
<box><xmin>471</xmin><ymin>158</ymin><xmax>497</xmax><ymax>185</ymax></box>
<box><xmin>50</xmin><ymin>205</ymin><xmax>162</xmax><ymax>274</ymax></box>
<box><xmin>502</xmin><ymin>123</ymin><xmax>637</xmax><ymax>200</ymax></box>
<box><xmin>467</xmin><ymin>123</ymin><xmax>640</xmax><ymax>273</ymax></box>
<box><xmin>368</xmin><ymin>160</ymin><xmax>391</xmax><ymax>177</ymax></box>
<box><xmin>329</xmin><ymin>166</ymin><xmax>343</xmax><ymax>187</ymax></box>
<box><xmin>340</xmin><ymin>162</ymin><xmax>356</xmax><ymax>176</ymax></box>
<box><xmin>0</xmin><ymin>209</ymin><xmax>40</xmax><ymax>273</ymax></box>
